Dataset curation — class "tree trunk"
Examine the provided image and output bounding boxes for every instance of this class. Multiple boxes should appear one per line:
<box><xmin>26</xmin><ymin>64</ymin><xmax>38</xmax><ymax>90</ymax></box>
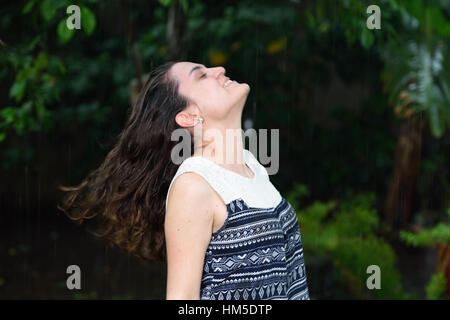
<box><xmin>384</xmin><ymin>113</ymin><xmax>425</xmax><ymax>236</ymax></box>
<box><xmin>128</xmin><ymin>1</ymin><xmax>188</xmax><ymax>107</ymax></box>
<box><xmin>166</xmin><ymin>0</ymin><xmax>187</xmax><ymax>61</ymax></box>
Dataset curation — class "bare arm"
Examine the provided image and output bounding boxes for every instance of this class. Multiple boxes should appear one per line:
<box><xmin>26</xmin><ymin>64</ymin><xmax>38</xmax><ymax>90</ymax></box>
<box><xmin>164</xmin><ymin>172</ymin><xmax>215</xmax><ymax>300</ymax></box>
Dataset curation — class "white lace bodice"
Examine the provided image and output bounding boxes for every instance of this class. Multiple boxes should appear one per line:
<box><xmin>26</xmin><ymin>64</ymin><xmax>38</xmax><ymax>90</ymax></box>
<box><xmin>165</xmin><ymin>149</ymin><xmax>282</xmax><ymax>210</ymax></box>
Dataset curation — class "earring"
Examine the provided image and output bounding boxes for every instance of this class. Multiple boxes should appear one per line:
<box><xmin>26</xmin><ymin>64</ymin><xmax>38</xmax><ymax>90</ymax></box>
<box><xmin>197</xmin><ymin>117</ymin><xmax>204</xmax><ymax>125</ymax></box>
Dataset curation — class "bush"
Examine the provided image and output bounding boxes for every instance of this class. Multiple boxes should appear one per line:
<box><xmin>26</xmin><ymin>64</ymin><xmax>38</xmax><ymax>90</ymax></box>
<box><xmin>287</xmin><ymin>183</ymin><xmax>410</xmax><ymax>299</ymax></box>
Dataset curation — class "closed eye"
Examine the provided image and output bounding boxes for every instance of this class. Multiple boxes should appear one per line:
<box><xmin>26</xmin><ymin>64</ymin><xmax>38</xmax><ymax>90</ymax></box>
<box><xmin>200</xmin><ymin>73</ymin><xmax>206</xmax><ymax>79</ymax></box>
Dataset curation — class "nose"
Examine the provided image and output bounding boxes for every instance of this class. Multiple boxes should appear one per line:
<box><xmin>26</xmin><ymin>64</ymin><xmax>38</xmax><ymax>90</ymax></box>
<box><xmin>212</xmin><ymin>66</ymin><xmax>226</xmax><ymax>78</ymax></box>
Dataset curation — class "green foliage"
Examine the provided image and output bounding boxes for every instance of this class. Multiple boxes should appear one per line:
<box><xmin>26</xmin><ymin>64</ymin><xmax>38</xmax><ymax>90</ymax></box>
<box><xmin>360</xmin><ymin>27</ymin><xmax>374</xmax><ymax>49</ymax></box>
<box><xmin>40</xmin><ymin>0</ymin><xmax>62</xmax><ymax>22</ymax></box>
<box><xmin>81</xmin><ymin>6</ymin><xmax>96</xmax><ymax>36</ymax></box>
<box><xmin>400</xmin><ymin>208</ymin><xmax>450</xmax><ymax>246</ymax></box>
<box><xmin>56</xmin><ymin>5</ymin><xmax>97</xmax><ymax>43</ymax></box>
<box><xmin>1</xmin><ymin>1</ymin><xmax>99</xmax><ymax>143</ymax></box>
<box><xmin>0</xmin><ymin>50</ymin><xmax>63</xmax><ymax>139</ymax></box>
<box><xmin>179</xmin><ymin>0</ymin><xmax>189</xmax><ymax>13</ymax></box>
<box><xmin>382</xmin><ymin>39</ymin><xmax>450</xmax><ymax>138</ymax></box>
<box><xmin>399</xmin><ymin>209</ymin><xmax>450</xmax><ymax>299</ymax></box>
<box><xmin>57</xmin><ymin>19</ymin><xmax>75</xmax><ymax>43</ymax></box>
<box><xmin>381</xmin><ymin>1</ymin><xmax>450</xmax><ymax>138</ymax></box>
<box><xmin>288</xmin><ymin>183</ymin><xmax>407</xmax><ymax>299</ymax></box>
<box><xmin>158</xmin><ymin>0</ymin><xmax>174</xmax><ymax>7</ymax></box>
<box><xmin>304</xmin><ymin>0</ymin><xmax>450</xmax><ymax>138</ymax></box>
<box><xmin>21</xmin><ymin>1</ymin><xmax>36</xmax><ymax>15</ymax></box>
<box><xmin>425</xmin><ymin>272</ymin><xmax>448</xmax><ymax>300</ymax></box>
<box><xmin>400</xmin><ymin>222</ymin><xmax>450</xmax><ymax>246</ymax></box>
<box><xmin>157</xmin><ymin>0</ymin><xmax>189</xmax><ymax>14</ymax></box>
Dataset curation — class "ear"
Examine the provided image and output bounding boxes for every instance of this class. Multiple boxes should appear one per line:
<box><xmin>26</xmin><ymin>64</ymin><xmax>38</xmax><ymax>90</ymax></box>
<box><xmin>175</xmin><ymin>110</ymin><xmax>197</xmax><ymax>128</ymax></box>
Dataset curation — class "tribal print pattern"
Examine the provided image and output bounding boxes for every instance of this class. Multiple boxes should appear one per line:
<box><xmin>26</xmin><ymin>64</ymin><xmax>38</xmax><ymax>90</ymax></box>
<box><xmin>200</xmin><ymin>198</ymin><xmax>309</xmax><ymax>300</ymax></box>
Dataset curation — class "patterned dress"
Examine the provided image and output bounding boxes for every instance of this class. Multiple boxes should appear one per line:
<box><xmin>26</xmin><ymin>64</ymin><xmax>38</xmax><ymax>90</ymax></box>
<box><xmin>165</xmin><ymin>149</ymin><xmax>310</xmax><ymax>300</ymax></box>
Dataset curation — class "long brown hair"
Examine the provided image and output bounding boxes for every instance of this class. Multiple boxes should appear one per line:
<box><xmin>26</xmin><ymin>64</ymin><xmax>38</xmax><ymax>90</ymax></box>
<box><xmin>57</xmin><ymin>61</ymin><xmax>192</xmax><ymax>262</ymax></box>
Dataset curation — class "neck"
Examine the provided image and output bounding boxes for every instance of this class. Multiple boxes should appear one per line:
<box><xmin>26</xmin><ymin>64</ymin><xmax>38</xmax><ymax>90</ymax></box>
<box><xmin>192</xmin><ymin>117</ymin><xmax>247</xmax><ymax>170</ymax></box>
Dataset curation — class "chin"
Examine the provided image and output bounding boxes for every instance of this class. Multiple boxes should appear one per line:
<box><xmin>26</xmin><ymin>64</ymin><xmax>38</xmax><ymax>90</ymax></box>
<box><xmin>240</xmin><ymin>82</ymin><xmax>250</xmax><ymax>91</ymax></box>
<box><xmin>242</xmin><ymin>83</ymin><xmax>251</xmax><ymax>96</ymax></box>
<box><xmin>236</xmin><ymin>82</ymin><xmax>250</xmax><ymax>95</ymax></box>
<box><xmin>234</xmin><ymin>88</ymin><xmax>250</xmax><ymax>106</ymax></box>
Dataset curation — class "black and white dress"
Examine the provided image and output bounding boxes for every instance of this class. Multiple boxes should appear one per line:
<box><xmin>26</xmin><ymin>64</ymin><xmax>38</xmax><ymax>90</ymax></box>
<box><xmin>165</xmin><ymin>149</ymin><xmax>310</xmax><ymax>300</ymax></box>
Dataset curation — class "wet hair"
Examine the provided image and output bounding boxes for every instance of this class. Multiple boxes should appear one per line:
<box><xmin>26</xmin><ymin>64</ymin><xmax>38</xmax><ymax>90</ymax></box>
<box><xmin>57</xmin><ymin>61</ymin><xmax>193</xmax><ymax>262</ymax></box>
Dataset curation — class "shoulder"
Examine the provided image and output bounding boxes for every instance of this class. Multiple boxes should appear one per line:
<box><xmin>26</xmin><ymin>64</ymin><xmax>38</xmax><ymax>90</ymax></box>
<box><xmin>166</xmin><ymin>167</ymin><xmax>222</xmax><ymax>217</ymax></box>
<box><xmin>170</xmin><ymin>171</ymin><xmax>212</xmax><ymax>199</ymax></box>
<box><xmin>165</xmin><ymin>170</ymin><xmax>219</xmax><ymax>235</ymax></box>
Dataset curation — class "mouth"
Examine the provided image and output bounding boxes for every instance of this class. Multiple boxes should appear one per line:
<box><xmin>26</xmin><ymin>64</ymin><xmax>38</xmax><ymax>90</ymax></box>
<box><xmin>223</xmin><ymin>78</ymin><xmax>234</xmax><ymax>88</ymax></box>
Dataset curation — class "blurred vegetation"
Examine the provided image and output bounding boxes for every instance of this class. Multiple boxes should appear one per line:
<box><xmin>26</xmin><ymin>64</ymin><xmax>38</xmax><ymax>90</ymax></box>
<box><xmin>287</xmin><ymin>183</ymin><xmax>410</xmax><ymax>299</ymax></box>
<box><xmin>400</xmin><ymin>208</ymin><xmax>450</xmax><ymax>299</ymax></box>
<box><xmin>1</xmin><ymin>0</ymin><xmax>449</xmax><ymax>299</ymax></box>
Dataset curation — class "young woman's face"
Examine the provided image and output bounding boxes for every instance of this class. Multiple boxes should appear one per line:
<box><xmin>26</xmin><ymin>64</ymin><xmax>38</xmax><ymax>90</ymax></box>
<box><xmin>169</xmin><ymin>61</ymin><xmax>250</xmax><ymax>125</ymax></box>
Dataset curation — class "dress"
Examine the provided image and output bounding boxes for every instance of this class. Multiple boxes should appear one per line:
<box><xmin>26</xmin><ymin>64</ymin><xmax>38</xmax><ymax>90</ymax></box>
<box><xmin>165</xmin><ymin>149</ymin><xmax>310</xmax><ymax>300</ymax></box>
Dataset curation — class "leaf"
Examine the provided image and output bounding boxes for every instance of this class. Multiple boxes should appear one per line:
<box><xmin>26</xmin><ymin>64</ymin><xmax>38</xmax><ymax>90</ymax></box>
<box><xmin>57</xmin><ymin>19</ymin><xmax>75</xmax><ymax>44</ymax></box>
<box><xmin>403</xmin><ymin>0</ymin><xmax>422</xmax><ymax>21</ymax></box>
<box><xmin>429</xmin><ymin>6</ymin><xmax>450</xmax><ymax>37</ymax></box>
<box><xmin>81</xmin><ymin>7</ymin><xmax>96</xmax><ymax>36</ymax></box>
<box><xmin>0</xmin><ymin>107</ymin><xmax>17</xmax><ymax>125</ymax></box>
<box><xmin>425</xmin><ymin>272</ymin><xmax>447</xmax><ymax>300</ymax></box>
<box><xmin>40</xmin><ymin>0</ymin><xmax>57</xmax><ymax>21</ymax></box>
<box><xmin>20</xmin><ymin>101</ymin><xmax>33</xmax><ymax>115</ymax></box>
<box><xmin>22</xmin><ymin>1</ymin><xmax>36</xmax><ymax>14</ymax></box>
<box><xmin>9</xmin><ymin>80</ymin><xmax>26</xmax><ymax>102</ymax></box>
<box><xmin>158</xmin><ymin>0</ymin><xmax>173</xmax><ymax>6</ymax></box>
<box><xmin>35</xmin><ymin>52</ymin><xmax>48</xmax><ymax>70</ymax></box>
<box><xmin>389</xmin><ymin>0</ymin><xmax>399</xmax><ymax>11</ymax></box>
<box><xmin>429</xmin><ymin>104</ymin><xmax>445</xmax><ymax>138</ymax></box>
<box><xmin>383</xmin><ymin>39</ymin><xmax>449</xmax><ymax>138</ymax></box>
<box><xmin>27</xmin><ymin>36</ymin><xmax>41</xmax><ymax>51</ymax></box>
<box><xmin>360</xmin><ymin>27</ymin><xmax>374</xmax><ymax>49</ymax></box>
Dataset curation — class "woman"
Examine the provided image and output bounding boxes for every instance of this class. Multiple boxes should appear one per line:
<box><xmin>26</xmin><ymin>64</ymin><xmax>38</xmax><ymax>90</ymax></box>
<box><xmin>58</xmin><ymin>61</ymin><xmax>309</xmax><ymax>300</ymax></box>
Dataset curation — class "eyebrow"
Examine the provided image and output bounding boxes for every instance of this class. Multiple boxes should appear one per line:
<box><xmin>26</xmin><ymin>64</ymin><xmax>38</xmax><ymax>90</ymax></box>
<box><xmin>189</xmin><ymin>64</ymin><xmax>206</xmax><ymax>77</ymax></box>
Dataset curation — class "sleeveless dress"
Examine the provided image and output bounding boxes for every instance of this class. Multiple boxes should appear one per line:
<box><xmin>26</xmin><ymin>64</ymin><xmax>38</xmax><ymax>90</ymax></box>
<box><xmin>165</xmin><ymin>149</ymin><xmax>310</xmax><ymax>300</ymax></box>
